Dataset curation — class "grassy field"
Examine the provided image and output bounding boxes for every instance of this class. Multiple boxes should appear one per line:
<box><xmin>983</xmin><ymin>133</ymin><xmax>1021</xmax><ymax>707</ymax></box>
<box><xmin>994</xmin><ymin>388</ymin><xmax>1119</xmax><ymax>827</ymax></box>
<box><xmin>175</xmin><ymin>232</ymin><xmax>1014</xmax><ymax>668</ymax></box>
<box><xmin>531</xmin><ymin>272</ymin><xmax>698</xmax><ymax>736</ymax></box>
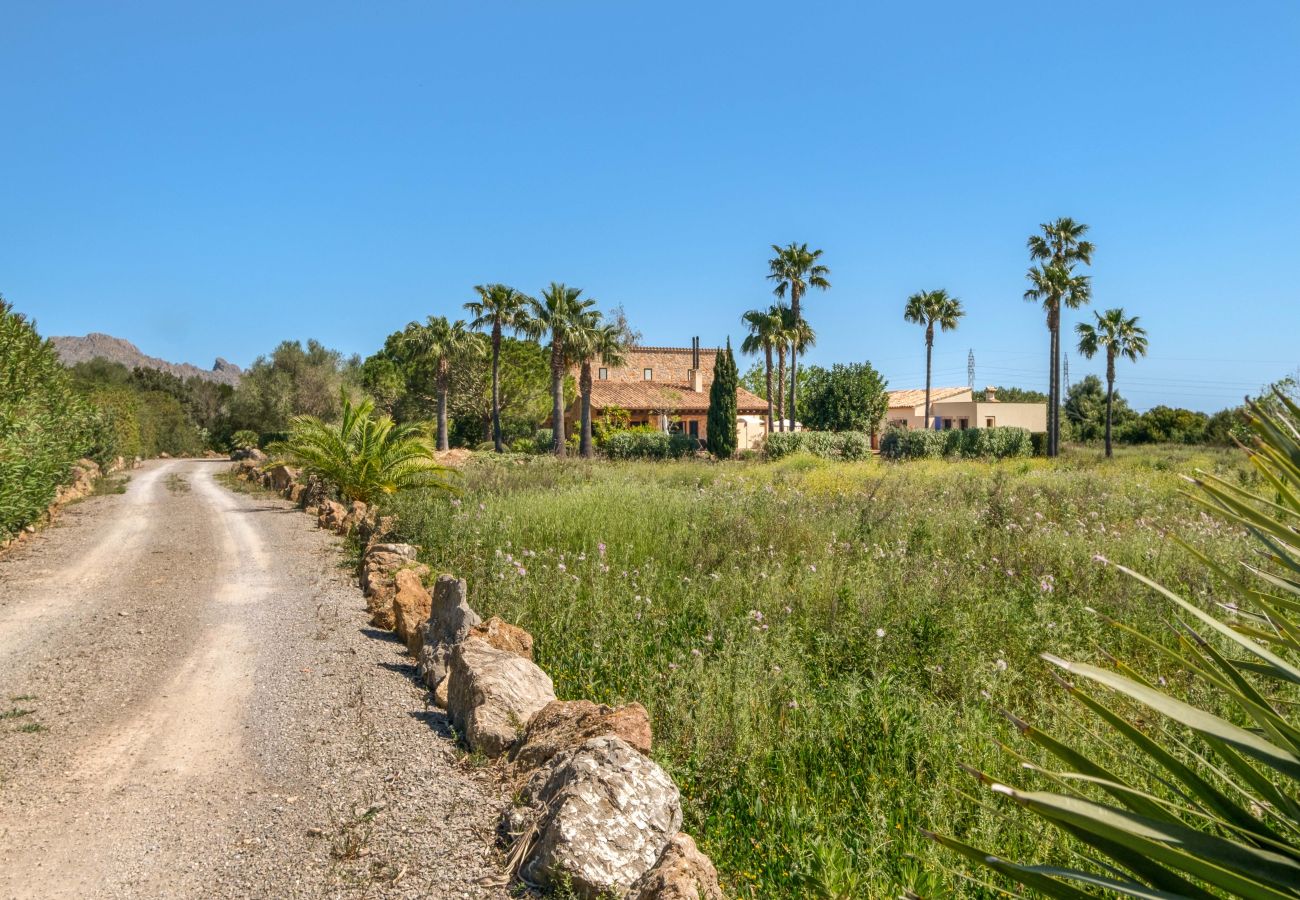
<box><xmin>389</xmin><ymin>445</ymin><xmax>1254</xmax><ymax>898</ymax></box>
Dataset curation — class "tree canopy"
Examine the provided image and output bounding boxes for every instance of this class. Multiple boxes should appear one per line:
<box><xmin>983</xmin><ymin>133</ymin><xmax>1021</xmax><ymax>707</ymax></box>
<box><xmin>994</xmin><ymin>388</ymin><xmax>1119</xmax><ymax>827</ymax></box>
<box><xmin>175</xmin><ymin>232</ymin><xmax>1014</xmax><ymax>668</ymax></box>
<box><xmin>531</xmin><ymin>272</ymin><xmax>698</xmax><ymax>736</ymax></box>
<box><xmin>800</xmin><ymin>362</ymin><xmax>890</xmax><ymax>435</ymax></box>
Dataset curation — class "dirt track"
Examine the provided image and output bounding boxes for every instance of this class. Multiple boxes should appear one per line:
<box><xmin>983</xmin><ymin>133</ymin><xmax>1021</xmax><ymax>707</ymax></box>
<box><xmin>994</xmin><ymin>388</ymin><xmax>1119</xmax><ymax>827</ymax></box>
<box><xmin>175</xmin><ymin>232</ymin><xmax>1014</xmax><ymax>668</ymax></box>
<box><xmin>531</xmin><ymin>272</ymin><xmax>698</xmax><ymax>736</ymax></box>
<box><xmin>0</xmin><ymin>460</ymin><xmax>509</xmax><ymax>899</ymax></box>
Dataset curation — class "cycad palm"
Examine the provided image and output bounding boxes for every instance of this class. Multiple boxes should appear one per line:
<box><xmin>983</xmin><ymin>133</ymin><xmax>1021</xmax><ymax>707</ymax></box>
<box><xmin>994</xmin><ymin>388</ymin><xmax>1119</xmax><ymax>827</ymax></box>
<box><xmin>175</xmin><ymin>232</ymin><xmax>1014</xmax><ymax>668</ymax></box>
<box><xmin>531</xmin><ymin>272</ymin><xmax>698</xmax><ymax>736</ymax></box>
<box><xmin>741</xmin><ymin>305</ymin><xmax>784</xmax><ymax>433</ymax></box>
<box><xmin>395</xmin><ymin>316</ymin><xmax>482</xmax><ymax>451</ymax></box>
<box><xmin>465</xmin><ymin>284</ymin><xmax>534</xmax><ymax>452</ymax></box>
<box><xmin>767</xmin><ymin>243</ymin><xmax>830</xmax><ymax>431</ymax></box>
<box><xmin>525</xmin><ymin>283</ymin><xmax>596</xmax><ymax>457</ymax></box>
<box><xmin>1076</xmin><ymin>307</ymin><xmax>1148</xmax><ymax>457</ymax></box>
<box><xmin>272</xmin><ymin>390</ymin><xmax>449</xmax><ymax>505</ymax></box>
<box><xmin>572</xmin><ymin>316</ymin><xmax>626</xmax><ymax>458</ymax></box>
<box><xmin>903</xmin><ymin>289</ymin><xmax>965</xmax><ymax>427</ymax></box>
<box><xmin>1027</xmin><ymin>217</ymin><xmax>1094</xmax><ymax>456</ymax></box>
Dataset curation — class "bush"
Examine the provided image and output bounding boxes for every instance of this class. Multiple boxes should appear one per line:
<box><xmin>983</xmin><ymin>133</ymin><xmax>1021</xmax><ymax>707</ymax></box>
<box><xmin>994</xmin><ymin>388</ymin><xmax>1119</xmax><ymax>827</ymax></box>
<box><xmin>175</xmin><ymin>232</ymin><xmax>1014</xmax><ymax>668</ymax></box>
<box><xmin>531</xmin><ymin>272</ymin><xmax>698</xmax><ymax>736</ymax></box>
<box><xmin>1029</xmin><ymin>431</ymin><xmax>1049</xmax><ymax>456</ymax></box>
<box><xmin>880</xmin><ymin>426</ymin><xmax>1031</xmax><ymax>460</ymax></box>
<box><xmin>765</xmin><ymin>430</ymin><xmax>875</xmax><ymax>460</ymax></box>
<box><xmin>230</xmin><ymin>429</ymin><xmax>260</xmax><ymax>451</ymax></box>
<box><xmin>1</xmin><ymin>299</ymin><xmax>108</xmax><ymax>538</ymax></box>
<box><xmin>510</xmin><ymin>437</ymin><xmax>536</xmax><ymax>454</ymax></box>
<box><xmin>603</xmin><ymin>430</ymin><xmax>696</xmax><ymax>460</ymax></box>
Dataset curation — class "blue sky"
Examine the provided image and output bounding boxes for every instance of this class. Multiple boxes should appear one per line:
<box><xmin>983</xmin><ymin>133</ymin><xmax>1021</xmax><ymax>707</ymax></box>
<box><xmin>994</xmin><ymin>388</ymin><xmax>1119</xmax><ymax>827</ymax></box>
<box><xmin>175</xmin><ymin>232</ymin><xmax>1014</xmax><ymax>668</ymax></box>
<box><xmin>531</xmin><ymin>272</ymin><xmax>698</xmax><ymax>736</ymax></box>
<box><xmin>3</xmin><ymin>1</ymin><xmax>1297</xmax><ymax>411</ymax></box>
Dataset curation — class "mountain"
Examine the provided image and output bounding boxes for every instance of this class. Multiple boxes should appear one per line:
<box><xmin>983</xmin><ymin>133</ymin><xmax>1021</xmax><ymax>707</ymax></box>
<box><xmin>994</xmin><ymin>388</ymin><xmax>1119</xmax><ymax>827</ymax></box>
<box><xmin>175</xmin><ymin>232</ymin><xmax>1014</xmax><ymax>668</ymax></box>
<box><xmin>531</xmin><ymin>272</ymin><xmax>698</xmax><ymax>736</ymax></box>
<box><xmin>50</xmin><ymin>333</ymin><xmax>243</xmax><ymax>386</ymax></box>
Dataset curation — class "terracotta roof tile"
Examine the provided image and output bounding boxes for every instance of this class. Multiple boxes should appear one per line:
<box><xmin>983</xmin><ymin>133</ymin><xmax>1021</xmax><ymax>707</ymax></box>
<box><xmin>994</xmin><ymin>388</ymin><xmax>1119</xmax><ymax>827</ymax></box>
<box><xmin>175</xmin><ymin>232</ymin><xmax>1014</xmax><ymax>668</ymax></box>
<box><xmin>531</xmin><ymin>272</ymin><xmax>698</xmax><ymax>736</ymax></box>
<box><xmin>887</xmin><ymin>386</ymin><xmax>972</xmax><ymax>409</ymax></box>
<box><xmin>587</xmin><ymin>380</ymin><xmax>768</xmax><ymax>414</ymax></box>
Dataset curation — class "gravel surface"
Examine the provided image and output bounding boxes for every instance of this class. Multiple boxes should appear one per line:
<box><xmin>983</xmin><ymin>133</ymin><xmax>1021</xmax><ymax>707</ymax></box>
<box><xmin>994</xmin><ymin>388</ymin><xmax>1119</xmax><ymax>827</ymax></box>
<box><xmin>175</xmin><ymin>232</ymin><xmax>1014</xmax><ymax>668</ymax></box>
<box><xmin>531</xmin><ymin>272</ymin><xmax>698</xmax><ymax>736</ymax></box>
<box><xmin>0</xmin><ymin>460</ymin><xmax>512</xmax><ymax>899</ymax></box>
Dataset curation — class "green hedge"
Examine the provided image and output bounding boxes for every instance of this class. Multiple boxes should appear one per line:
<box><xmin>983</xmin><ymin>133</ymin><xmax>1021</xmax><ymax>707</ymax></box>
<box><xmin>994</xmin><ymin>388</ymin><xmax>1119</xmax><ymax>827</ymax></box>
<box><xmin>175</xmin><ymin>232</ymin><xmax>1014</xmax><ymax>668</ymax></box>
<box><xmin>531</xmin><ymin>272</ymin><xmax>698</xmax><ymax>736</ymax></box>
<box><xmin>603</xmin><ymin>430</ymin><xmax>697</xmax><ymax>460</ymax></box>
<box><xmin>764</xmin><ymin>430</ymin><xmax>874</xmax><ymax>461</ymax></box>
<box><xmin>1</xmin><ymin>300</ymin><xmax>108</xmax><ymax>538</ymax></box>
<box><xmin>879</xmin><ymin>426</ymin><xmax>1032</xmax><ymax>460</ymax></box>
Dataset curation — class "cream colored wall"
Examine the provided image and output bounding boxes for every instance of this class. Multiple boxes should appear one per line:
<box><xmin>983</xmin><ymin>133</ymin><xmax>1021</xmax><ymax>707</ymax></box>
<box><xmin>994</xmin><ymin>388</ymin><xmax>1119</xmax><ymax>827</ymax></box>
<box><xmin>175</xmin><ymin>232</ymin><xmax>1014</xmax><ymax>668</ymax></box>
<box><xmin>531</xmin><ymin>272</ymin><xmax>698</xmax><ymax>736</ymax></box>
<box><xmin>884</xmin><ymin>401</ymin><xmax>1046</xmax><ymax>432</ymax></box>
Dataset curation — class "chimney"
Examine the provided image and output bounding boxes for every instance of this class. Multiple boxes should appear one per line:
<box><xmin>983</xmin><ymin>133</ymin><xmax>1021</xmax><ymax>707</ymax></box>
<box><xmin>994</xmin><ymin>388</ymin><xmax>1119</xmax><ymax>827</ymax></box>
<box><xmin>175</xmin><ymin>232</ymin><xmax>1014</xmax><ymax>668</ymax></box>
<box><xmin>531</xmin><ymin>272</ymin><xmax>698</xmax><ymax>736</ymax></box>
<box><xmin>687</xmin><ymin>337</ymin><xmax>703</xmax><ymax>392</ymax></box>
<box><xmin>985</xmin><ymin>386</ymin><xmax>997</xmax><ymax>402</ymax></box>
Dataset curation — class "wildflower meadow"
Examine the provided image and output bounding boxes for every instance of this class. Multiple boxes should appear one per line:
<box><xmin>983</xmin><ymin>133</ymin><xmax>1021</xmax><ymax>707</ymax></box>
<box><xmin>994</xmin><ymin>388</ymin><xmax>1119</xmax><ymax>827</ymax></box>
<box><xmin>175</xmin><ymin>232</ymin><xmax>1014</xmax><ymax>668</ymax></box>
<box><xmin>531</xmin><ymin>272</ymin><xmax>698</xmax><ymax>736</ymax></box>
<box><xmin>389</xmin><ymin>445</ymin><xmax>1254</xmax><ymax>897</ymax></box>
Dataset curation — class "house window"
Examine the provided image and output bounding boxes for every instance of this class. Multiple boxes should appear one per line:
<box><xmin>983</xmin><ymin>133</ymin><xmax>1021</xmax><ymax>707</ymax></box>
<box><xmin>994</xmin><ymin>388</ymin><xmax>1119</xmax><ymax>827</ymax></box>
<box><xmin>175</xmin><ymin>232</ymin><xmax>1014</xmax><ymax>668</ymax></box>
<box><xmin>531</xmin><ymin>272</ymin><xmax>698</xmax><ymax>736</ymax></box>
<box><xmin>643</xmin><ymin>368</ymin><xmax>653</xmax><ymax>381</ymax></box>
<box><xmin>688</xmin><ymin>421</ymin><xmax>699</xmax><ymax>438</ymax></box>
<box><xmin>598</xmin><ymin>367</ymin><xmax>608</xmax><ymax>380</ymax></box>
<box><xmin>986</xmin><ymin>417</ymin><xmax>995</xmax><ymax>428</ymax></box>
<box><xmin>943</xmin><ymin>418</ymin><xmax>953</xmax><ymax>430</ymax></box>
<box><xmin>959</xmin><ymin>418</ymin><xmax>969</xmax><ymax>430</ymax></box>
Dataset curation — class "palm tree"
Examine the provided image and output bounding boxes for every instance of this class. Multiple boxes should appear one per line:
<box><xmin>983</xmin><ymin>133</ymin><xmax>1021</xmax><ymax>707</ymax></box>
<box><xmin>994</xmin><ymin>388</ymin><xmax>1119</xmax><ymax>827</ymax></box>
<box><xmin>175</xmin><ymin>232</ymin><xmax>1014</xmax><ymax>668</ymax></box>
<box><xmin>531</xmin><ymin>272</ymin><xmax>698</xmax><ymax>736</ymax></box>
<box><xmin>395</xmin><ymin>317</ymin><xmax>482</xmax><ymax>451</ymax></box>
<box><xmin>740</xmin><ymin>305</ymin><xmax>784</xmax><ymax>433</ymax></box>
<box><xmin>271</xmin><ymin>390</ymin><xmax>450</xmax><ymax>504</ymax></box>
<box><xmin>778</xmin><ymin>304</ymin><xmax>815</xmax><ymax>427</ymax></box>
<box><xmin>903</xmin><ymin>289</ymin><xmax>965</xmax><ymax>427</ymax></box>
<box><xmin>1076</xmin><ymin>307</ymin><xmax>1148</xmax><ymax>458</ymax></box>
<box><xmin>464</xmin><ymin>284</ymin><xmax>534</xmax><ymax>453</ymax></box>
<box><xmin>767</xmin><ymin>243</ymin><xmax>830</xmax><ymax>431</ymax></box>
<box><xmin>572</xmin><ymin>317</ymin><xmax>627</xmax><ymax>458</ymax></box>
<box><xmin>1026</xmin><ymin>217</ymin><xmax>1094</xmax><ymax>457</ymax></box>
<box><xmin>525</xmin><ymin>283</ymin><xmax>596</xmax><ymax>457</ymax></box>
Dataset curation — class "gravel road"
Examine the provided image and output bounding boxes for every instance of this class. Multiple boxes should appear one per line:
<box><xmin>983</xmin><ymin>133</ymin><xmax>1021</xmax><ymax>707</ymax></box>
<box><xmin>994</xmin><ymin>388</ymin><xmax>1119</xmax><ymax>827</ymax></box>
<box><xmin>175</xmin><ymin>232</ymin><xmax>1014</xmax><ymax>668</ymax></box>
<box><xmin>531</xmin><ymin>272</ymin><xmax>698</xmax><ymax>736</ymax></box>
<box><xmin>0</xmin><ymin>460</ymin><xmax>511</xmax><ymax>899</ymax></box>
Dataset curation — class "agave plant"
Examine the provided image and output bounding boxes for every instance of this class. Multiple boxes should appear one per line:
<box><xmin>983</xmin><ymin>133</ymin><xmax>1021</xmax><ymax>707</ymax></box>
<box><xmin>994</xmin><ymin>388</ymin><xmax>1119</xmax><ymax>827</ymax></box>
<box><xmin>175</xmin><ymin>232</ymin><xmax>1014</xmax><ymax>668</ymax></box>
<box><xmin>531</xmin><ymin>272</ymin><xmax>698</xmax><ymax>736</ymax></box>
<box><xmin>931</xmin><ymin>388</ymin><xmax>1300</xmax><ymax>898</ymax></box>
<box><xmin>271</xmin><ymin>390</ymin><xmax>451</xmax><ymax>505</ymax></box>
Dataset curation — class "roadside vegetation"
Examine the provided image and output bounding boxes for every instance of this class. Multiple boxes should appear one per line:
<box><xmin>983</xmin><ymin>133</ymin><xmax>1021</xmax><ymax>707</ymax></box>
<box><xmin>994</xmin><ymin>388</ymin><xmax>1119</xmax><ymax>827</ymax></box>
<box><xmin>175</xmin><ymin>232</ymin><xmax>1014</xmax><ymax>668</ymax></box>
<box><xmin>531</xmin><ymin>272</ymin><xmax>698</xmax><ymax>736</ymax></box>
<box><xmin>385</xmin><ymin>443</ymin><xmax>1256</xmax><ymax>897</ymax></box>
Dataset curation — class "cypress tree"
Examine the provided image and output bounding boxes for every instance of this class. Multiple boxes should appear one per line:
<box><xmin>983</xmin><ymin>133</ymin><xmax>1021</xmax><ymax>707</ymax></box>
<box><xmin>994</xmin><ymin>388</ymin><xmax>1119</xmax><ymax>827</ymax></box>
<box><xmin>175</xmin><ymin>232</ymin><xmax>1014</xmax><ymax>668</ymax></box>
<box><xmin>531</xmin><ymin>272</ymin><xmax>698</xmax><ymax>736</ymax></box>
<box><xmin>707</xmin><ymin>338</ymin><xmax>738</xmax><ymax>459</ymax></box>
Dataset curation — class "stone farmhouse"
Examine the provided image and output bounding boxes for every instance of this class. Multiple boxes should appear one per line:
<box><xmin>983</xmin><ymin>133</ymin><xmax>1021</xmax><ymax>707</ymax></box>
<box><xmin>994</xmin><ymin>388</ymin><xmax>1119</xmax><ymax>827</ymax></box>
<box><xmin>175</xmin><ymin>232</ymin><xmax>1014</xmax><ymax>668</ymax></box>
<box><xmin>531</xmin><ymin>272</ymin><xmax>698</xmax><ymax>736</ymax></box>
<box><xmin>566</xmin><ymin>340</ymin><xmax>770</xmax><ymax>447</ymax></box>
<box><xmin>885</xmin><ymin>386</ymin><xmax>1046</xmax><ymax>432</ymax></box>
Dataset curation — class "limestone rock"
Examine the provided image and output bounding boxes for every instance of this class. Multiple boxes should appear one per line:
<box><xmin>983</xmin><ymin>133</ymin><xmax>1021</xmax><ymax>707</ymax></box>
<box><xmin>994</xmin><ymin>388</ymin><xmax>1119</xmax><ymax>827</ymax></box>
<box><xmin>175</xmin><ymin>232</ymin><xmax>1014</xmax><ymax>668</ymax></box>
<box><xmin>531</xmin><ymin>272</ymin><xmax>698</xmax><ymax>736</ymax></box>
<box><xmin>391</xmin><ymin>568</ymin><xmax>432</xmax><ymax>654</ymax></box>
<box><xmin>511</xmin><ymin>699</ymin><xmax>652</xmax><ymax>773</ymax></box>
<box><xmin>627</xmin><ymin>833</ymin><xmax>724</xmax><ymax>900</ymax></box>
<box><xmin>447</xmin><ymin>637</ymin><xmax>554</xmax><ymax>758</ymax></box>
<box><xmin>433</xmin><ymin>676</ymin><xmax>450</xmax><ymax>709</ymax></box>
<box><xmin>518</xmin><ymin>736</ymin><xmax>681</xmax><ymax>897</ymax></box>
<box><xmin>417</xmin><ymin>575</ymin><xmax>481</xmax><ymax>689</ymax></box>
<box><xmin>298</xmin><ymin>476</ymin><xmax>328</xmax><ymax>510</ymax></box>
<box><xmin>317</xmin><ymin>500</ymin><xmax>347</xmax><ymax>531</ymax></box>
<box><xmin>265</xmin><ymin>463</ymin><xmax>298</xmax><ymax>492</ymax></box>
<box><xmin>340</xmin><ymin>500</ymin><xmax>368</xmax><ymax>534</ymax></box>
<box><xmin>469</xmin><ymin>616</ymin><xmax>533</xmax><ymax>660</ymax></box>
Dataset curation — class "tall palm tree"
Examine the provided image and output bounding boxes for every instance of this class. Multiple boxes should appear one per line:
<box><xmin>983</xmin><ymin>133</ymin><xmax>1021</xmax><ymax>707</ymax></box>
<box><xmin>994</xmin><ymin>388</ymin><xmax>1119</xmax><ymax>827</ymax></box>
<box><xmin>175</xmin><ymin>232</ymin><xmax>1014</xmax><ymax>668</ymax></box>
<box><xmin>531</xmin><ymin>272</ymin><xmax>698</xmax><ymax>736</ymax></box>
<box><xmin>464</xmin><ymin>283</ymin><xmax>534</xmax><ymax>453</ymax></box>
<box><xmin>903</xmin><ymin>289</ymin><xmax>965</xmax><ymax>427</ymax></box>
<box><xmin>525</xmin><ymin>283</ymin><xmax>596</xmax><ymax>457</ymax></box>
<box><xmin>1076</xmin><ymin>307</ymin><xmax>1148</xmax><ymax>458</ymax></box>
<box><xmin>1026</xmin><ymin>217</ymin><xmax>1094</xmax><ymax>457</ymax></box>
<box><xmin>572</xmin><ymin>317</ymin><xmax>627</xmax><ymax>458</ymax></box>
<box><xmin>395</xmin><ymin>316</ymin><xmax>482</xmax><ymax>451</ymax></box>
<box><xmin>778</xmin><ymin>303</ymin><xmax>815</xmax><ymax>427</ymax></box>
<box><xmin>767</xmin><ymin>243</ymin><xmax>830</xmax><ymax>431</ymax></box>
<box><xmin>740</xmin><ymin>305</ymin><xmax>784</xmax><ymax>433</ymax></box>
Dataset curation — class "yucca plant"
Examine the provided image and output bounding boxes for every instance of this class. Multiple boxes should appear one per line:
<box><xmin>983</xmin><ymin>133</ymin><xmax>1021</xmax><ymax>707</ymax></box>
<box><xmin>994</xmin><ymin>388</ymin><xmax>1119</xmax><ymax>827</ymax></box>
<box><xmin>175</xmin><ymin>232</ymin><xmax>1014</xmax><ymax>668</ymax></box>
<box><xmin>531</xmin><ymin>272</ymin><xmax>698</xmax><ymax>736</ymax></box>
<box><xmin>270</xmin><ymin>390</ymin><xmax>452</xmax><ymax>505</ymax></box>
<box><xmin>930</xmin><ymin>387</ymin><xmax>1300</xmax><ymax>898</ymax></box>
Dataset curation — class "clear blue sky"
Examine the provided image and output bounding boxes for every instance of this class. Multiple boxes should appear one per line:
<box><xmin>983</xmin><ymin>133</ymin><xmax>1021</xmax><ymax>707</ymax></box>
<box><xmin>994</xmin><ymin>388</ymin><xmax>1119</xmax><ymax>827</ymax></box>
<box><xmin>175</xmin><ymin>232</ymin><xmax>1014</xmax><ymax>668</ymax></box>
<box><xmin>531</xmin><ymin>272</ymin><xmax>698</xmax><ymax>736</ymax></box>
<box><xmin>3</xmin><ymin>1</ymin><xmax>1297</xmax><ymax>411</ymax></box>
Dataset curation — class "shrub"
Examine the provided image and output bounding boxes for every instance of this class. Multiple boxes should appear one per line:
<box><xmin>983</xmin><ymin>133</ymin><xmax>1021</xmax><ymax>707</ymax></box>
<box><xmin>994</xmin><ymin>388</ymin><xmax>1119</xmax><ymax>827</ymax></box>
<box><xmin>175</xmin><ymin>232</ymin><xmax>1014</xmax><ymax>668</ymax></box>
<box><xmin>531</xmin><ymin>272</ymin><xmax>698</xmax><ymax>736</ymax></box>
<box><xmin>1029</xmin><ymin>431</ymin><xmax>1049</xmax><ymax>456</ymax></box>
<box><xmin>937</xmin><ymin>389</ymin><xmax>1300</xmax><ymax>896</ymax></box>
<box><xmin>603</xmin><ymin>430</ymin><xmax>696</xmax><ymax>460</ymax></box>
<box><xmin>765</xmin><ymin>430</ymin><xmax>875</xmax><ymax>460</ymax></box>
<box><xmin>510</xmin><ymin>437</ymin><xmax>536</xmax><ymax>454</ymax></box>
<box><xmin>270</xmin><ymin>390</ymin><xmax>453</xmax><ymax>504</ymax></box>
<box><xmin>1</xmin><ymin>299</ymin><xmax>107</xmax><ymax>538</ymax></box>
<box><xmin>230</xmin><ymin>429</ymin><xmax>260</xmax><ymax>451</ymax></box>
<box><xmin>880</xmin><ymin>427</ymin><xmax>1031</xmax><ymax>460</ymax></box>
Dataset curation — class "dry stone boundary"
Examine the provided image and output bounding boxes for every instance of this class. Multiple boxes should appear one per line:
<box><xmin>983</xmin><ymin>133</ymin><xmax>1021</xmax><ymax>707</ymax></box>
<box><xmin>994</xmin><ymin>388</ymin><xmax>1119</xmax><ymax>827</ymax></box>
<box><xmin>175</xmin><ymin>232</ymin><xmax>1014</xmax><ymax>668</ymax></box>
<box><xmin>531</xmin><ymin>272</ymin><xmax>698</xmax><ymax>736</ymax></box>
<box><xmin>231</xmin><ymin>458</ymin><xmax>725</xmax><ymax>900</ymax></box>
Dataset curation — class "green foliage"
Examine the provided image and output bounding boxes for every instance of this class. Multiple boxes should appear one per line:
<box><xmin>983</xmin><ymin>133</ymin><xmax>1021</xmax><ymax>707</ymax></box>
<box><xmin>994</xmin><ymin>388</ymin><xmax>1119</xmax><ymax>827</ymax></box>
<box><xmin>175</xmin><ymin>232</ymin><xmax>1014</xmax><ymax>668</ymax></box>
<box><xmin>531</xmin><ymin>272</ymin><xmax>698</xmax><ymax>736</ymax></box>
<box><xmin>385</xmin><ymin>444</ymin><xmax>1253</xmax><ymax>898</ymax></box>
<box><xmin>229</xmin><ymin>429</ymin><xmax>260</xmax><ymax>451</ymax></box>
<box><xmin>707</xmin><ymin>342</ymin><xmax>738</xmax><ymax>458</ymax></box>
<box><xmin>270</xmin><ymin>390</ymin><xmax>452</xmax><ymax>505</ymax></box>
<box><xmin>0</xmin><ymin>299</ymin><xmax>107</xmax><ymax>537</ymax></box>
<box><xmin>800</xmin><ymin>362</ymin><xmax>889</xmax><ymax>433</ymax></box>
<box><xmin>764</xmin><ymin>430</ymin><xmax>874</xmax><ymax>460</ymax></box>
<box><xmin>603</xmin><ymin>430</ymin><xmax>696</xmax><ymax>460</ymax></box>
<box><xmin>229</xmin><ymin>339</ymin><xmax>354</xmax><ymax>434</ymax></box>
<box><xmin>448</xmin><ymin>338</ymin><xmax>556</xmax><ymax>444</ymax></box>
<box><xmin>994</xmin><ymin>385</ymin><xmax>1049</xmax><ymax>404</ymax></box>
<box><xmin>940</xmin><ymin>389</ymin><xmax>1300</xmax><ymax>897</ymax></box>
<box><xmin>1123</xmin><ymin>403</ymin><xmax>1210</xmax><ymax>444</ymax></box>
<box><xmin>1030</xmin><ymin>430</ymin><xmax>1049</xmax><ymax>456</ymax></box>
<box><xmin>879</xmin><ymin>426</ymin><xmax>1032</xmax><ymax>460</ymax></box>
<box><xmin>1064</xmin><ymin>374</ymin><xmax>1136</xmax><ymax>440</ymax></box>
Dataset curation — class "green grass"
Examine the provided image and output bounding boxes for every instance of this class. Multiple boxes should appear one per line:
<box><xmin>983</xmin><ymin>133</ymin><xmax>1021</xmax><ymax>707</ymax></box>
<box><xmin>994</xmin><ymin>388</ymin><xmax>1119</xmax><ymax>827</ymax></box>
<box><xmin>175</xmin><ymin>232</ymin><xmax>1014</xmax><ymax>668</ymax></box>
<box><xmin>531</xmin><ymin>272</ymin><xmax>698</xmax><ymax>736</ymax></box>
<box><xmin>389</xmin><ymin>444</ymin><xmax>1254</xmax><ymax>898</ymax></box>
